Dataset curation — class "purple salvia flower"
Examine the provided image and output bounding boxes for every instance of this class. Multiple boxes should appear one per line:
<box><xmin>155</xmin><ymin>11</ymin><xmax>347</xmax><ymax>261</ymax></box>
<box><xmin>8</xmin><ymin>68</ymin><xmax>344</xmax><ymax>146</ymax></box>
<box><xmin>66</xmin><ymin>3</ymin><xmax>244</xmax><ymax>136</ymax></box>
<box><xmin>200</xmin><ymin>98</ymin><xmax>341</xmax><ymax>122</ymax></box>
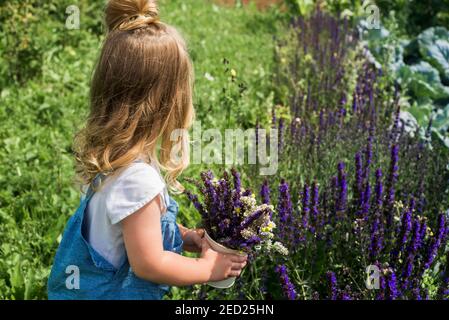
<box><xmin>337</xmin><ymin>162</ymin><xmax>347</xmax><ymax>216</ymax></box>
<box><xmin>419</xmin><ymin>220</ymin><xmax>427</xmax><ymax>247</ymax></box>
<box><xmin>387</xmin><ymin>270</ymin><xmax>399</xmax><ymax>300</ymax></box>
<box><xmin>401</xmin><ymin>198</ymin><xmax>415</xmax><ymax>245</ymax></box>
<box><xmin>412</xmin><ymin>220</ymin><xmax>425</xmax><ymax>254</ymax></box>
<box><xmin>354</xmin><ymin>152</ymin><xmax>363</xmax><ymax>203</ymax></box>
<box><xmin>369</xmin><ymin>216</ymin><xmax>382</xmax><ymax>260</ymax></box>
<box><xmin>361</xmin><ymin>181</ymin><xmax>371</xmax><ymax>220</ymax></box>
<box><xmin>402</xmin><ymin>259</ymin><xmax>413</xmax><ymax>291</ymax></box>
<box><xmin>260</xmin><ymin>179</ymin><xmax>270</xmax><ymax>205</ymax></box>
<box><xmin>392</xmin><ymin>197</ymin><xmax>414</xmax><ymax>261</ymax></box>
<box><xmin>424</xmin><ymin>213</ymin><xmax>447</xmax><ymax>270</ymax></box>
<box><xmin>186</xmin><ymin>191</ymin><xmax>207</xmax><ymax>220</ymax></box>
<box><xmin>231</xmin><ymin>168</ymin><xmax>241</xmax><ymax>194</ymax></box>
<box><xmin>311</xmin><ymin>181</ymin><xmax>319</xmax><ymax>232</ymax></box>
<box><xmin>241</xmin><ymin>235</ymin><xmax>262</xmax><ymax>247</ymax></box>
<box><xmin>326</xmin><ymin>271</ymin><xmax>338</xmax><ymax>300</ymax></box>
<box><xmin>231</xmin><ymin>168</ymin><xmax>242</xmax><ymax>211</ymax></box>
<box><xmin>341</xmin><ymin>292</ymin><xmax>351</xmax><ymax>300</ymax></box>
<box><xmin>402</xmin><ymin>218</ymin><xmax>424</xmax><ymax>289</ymax></box>
<box><xmin>385</xmin><ymin>144</ymin><xmax>399</xmax><ymax>228</ymax></box>
<box><xmin>278</xmin><ymin>180</ymin><xmax>292</xmax><ymax>224</ymax></box>
<box><xmin>203</xmin><ymin>173</ymin><xmax>219</xmax><ymax>223</ymax></box>
<box><xmin>375</xmin><ymin>169</ymin><xmax>383</xmax><ymax>208</ymax></box>
<box><xmin>218</xmin><ymin>178</ymin><xmax>229</xmax><ymax>214</ymax></box>
<box><xmin>275</xmin><ymin>265</ymin><xmax>297</xmax><ymax>300</ymax></box>
<box><xmin>408</xmin><ymin>218</ymin><xmax>423</xmax><ymax>255</ymax></box>
<box><xmin>302</xmin><ymin>183</ymin><xmax>311</xmax><ymax>231</ymax></box>
<box><xmin>239</xmin><ymin>209</ymin><xmax>266</xmax><ymax>232</ymax></box>
<box><xmin>412</xmin><ymin>281</ymin><xmax>422</xmax><ymax>300</ymax></box>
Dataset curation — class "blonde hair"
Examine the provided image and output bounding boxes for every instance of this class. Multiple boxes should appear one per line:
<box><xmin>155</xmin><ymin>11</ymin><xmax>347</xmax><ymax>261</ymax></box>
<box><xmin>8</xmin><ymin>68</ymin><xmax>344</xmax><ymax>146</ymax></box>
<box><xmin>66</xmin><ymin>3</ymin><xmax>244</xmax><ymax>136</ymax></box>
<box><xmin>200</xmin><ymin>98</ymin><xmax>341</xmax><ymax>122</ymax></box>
<box><xmin>74</xmin><ymin>0</ymin><xmax>194</xmax><ymax>192</ymax></box>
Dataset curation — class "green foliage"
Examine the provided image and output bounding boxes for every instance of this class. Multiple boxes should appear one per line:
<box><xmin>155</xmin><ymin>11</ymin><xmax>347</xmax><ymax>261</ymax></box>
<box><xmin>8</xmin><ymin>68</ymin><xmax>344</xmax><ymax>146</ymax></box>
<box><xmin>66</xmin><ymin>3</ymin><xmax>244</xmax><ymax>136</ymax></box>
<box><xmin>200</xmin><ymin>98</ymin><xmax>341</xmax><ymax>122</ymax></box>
<box><xmin>375</xmin><ymin>0</ymin><xmax>449</xmax><ymax>37</ymax></box>
<box><xmin>362</xmin><ymin>23</ymin><xmax>449</xmax><ymax>147</ymax></box>
<box><xmin>1</xmin><ymin>0</ymin><xmax>447</xmax><ymax>300</ymax></box>
<box><xmin>417</xmin><ymin>27</ymin><xmax>449</xmax><ymax>83</ymax></box>
<box><xmin>0</xmin><ymin>0</ymin><xmax>281</xmax><ymax>299</ymax></box>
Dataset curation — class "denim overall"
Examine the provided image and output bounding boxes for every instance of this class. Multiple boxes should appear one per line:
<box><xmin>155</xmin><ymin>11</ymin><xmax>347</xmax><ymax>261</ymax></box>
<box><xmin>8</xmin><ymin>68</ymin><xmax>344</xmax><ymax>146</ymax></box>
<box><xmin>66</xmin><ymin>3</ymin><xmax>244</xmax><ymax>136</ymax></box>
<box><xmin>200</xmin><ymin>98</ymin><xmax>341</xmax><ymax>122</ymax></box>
<box><xmin>47</xmin><ymin>175</ymin><xmax>183</xmax><ymax>300</ymax></box>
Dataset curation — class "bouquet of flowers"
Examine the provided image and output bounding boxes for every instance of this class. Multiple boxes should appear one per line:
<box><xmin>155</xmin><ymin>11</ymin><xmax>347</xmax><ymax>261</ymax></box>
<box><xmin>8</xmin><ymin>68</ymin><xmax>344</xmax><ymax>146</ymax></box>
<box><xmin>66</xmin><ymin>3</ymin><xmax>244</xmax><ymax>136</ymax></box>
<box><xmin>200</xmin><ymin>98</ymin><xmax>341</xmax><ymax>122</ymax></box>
<box><xmin>186</xmin><ymin>169</ymin><xmax>288</xmax><ymax>256</ymax></box>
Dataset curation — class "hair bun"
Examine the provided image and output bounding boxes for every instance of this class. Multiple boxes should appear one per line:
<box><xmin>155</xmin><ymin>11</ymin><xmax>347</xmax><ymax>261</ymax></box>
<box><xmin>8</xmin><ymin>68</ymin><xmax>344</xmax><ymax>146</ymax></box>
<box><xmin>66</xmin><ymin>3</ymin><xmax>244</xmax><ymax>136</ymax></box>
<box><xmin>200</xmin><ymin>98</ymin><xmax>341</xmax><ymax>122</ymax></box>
<box><xmin>106</xmin><ymin>0</ymin><xmax>159</xmax><ymax>32</ymax></box>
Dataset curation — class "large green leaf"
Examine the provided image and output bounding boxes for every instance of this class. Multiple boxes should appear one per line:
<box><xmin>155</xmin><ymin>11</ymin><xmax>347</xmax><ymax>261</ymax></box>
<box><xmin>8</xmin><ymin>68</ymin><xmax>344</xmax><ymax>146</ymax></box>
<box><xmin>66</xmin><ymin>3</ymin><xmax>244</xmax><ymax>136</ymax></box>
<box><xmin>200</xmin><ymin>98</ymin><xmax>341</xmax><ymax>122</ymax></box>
<box><xmin>408</xmin><ymin>100</ymin><xmax>433</xmax><ymax>128</ymax></box>
<box><xmin>418</xmin><ymin>27</ymin><xmax>449</xmax><ymax>81</ymax></box>
<box><xmin>418</xmin><ymin>27</ymin><xmax>449</xmax><ymax>45</ymax></box>
<box><xmin>398</xmin><ymin>61</ymin><xmax>449</xmax><ymax>100</ymax></box>
<box><xmin>432</xmin><ymin>104</ymin><xmax>449</xmax><ymax>147</ymax></box>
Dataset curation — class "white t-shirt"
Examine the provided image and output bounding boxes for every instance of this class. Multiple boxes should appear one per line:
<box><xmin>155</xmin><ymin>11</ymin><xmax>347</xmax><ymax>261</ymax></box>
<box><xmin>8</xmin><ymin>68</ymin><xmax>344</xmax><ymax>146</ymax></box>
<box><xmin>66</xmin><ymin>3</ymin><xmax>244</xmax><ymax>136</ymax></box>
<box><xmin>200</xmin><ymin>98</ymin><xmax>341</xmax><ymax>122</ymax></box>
<box><xmin>84</xmin><ymin>160</ymin><xmax>169</xmax><ymax>269</ymax></box>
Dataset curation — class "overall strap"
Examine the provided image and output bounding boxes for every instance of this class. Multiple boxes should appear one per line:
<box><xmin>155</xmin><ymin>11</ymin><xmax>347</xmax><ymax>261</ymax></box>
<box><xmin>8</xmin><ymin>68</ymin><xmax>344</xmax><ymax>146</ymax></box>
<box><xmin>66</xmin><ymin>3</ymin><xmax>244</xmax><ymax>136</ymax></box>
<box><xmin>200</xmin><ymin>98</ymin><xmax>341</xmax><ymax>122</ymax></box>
<box><xmin>85</xmin><ymin>173</ymin><xmax>105</xmax><ymax>201</ymax></box>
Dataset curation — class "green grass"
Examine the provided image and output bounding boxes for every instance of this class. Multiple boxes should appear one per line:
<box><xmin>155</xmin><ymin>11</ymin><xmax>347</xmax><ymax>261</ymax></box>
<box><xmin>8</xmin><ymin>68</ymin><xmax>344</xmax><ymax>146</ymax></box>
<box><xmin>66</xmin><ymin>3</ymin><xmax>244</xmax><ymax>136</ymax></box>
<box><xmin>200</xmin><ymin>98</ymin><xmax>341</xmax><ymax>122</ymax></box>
<box><xmin>0</xmin><ymin>0</ymin><xmax>282</xmax><ymax>299</ymax></box>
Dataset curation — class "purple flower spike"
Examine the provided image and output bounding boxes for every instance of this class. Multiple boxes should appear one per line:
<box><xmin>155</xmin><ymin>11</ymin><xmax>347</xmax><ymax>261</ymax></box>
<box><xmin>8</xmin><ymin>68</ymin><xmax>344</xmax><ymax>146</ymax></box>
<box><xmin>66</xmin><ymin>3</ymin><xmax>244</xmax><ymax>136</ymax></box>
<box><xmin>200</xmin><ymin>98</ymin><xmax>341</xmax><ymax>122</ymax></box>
<box><xmin>239</xmin><ymin>209</ymin><xmax>266</xmax><ymax>232</ymax></box>
<box><xmin>311</xmin><ymin>181</ymin><xmax>320</xmax><ymax>232</ymax></box>
<box><xmin>375</xmin><ymin>169</ymin><xmax>383</xmax><ymax>208</ymax></box>
<box><xmin>361</xmin><ymin>182</ymin><xmax>371</xmax><ymax>220</ymax></box>
<box><xmin>275</xmin><ymin>265</ymin><xmax>297</xmax><ymax>300</ymax></box>
<box><xmin>386</xmin><ymin>144</ymin><xmax>399</xmax><ymax>228</ymax></box>
<box><xmin>326</xmin><ymin>271</ymin><xmax>338</xmax><ymax>300</ymax></box>
<box><xmin>231</xmin><ymin>168</ymin><xmax>241</xmax><ymax>194</ymax></box>
<box><xmin>260</xmin><ymin>179</ymin><xmax>270</xmax><ymax>205</ymax></box>
<box><xmin>400</xmin><ymin>198</ymin><xmax>415</xmax><ymax>246</ymax></box>
<box><xmin>392</xmin><ymin>197</ymin><xmax>415</xmax><ymax>261</ymax></box>
<box><xmin>278</xmin><ymin>180</ymin><xmax>293</xmax><ymax>225</ymax></box>
<box><xmin>424</xmin><ymin>213</ymin><xmax>447</xmax><ymax>270</ymax></box>
<box><xmin>369</xmin><ymin>216</ymin><xmax>382</xmax><ymax>260</ymax></box>
<box><xmin>387</xmin><ymin>270</ymin><xmax>399</xmax><ymax>300</ymax></box>
<box><xmin>231</xmin><ymin>168</ymin><xmax>242</xmax><ymax>210</ymax></box>
<box><xmin>186</xmin><ymin>191</ymin><xmax>206</xmax><ymax>219</ymax></box>
<box><xmin>302</xmin><ymin>183</ymin><xmax>311</xmax><ymax>232</ymax></box>
<box><xmin>337</xmin><ymin>162</ymin><xmax>348</xmax><ymax>215</ymax></box>
<box><xmin>354</xmin><ymin>152</ymin><xmax>363</xmax><ymax>202</ymax></box>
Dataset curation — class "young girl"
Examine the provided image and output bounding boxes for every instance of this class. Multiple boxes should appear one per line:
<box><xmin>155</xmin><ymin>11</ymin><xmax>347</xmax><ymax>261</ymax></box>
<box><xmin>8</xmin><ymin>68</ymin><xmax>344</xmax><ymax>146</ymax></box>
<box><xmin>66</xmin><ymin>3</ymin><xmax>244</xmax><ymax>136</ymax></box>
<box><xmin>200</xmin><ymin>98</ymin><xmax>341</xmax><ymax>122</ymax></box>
<box><xmin>47</xmin><ymin>0</ymin><xmax>247</xmax><ymax>300</ymax></box>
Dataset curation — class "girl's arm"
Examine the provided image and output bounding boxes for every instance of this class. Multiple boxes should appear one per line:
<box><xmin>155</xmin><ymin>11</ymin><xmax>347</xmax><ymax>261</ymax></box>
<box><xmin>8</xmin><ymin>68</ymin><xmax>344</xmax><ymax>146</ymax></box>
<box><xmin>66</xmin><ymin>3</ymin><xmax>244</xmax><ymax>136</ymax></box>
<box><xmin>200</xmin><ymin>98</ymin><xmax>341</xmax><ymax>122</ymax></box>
<box><xmin>121</xmin><ymin>196</ymin><xmax>247</xmax><ymax>286</ymax></box>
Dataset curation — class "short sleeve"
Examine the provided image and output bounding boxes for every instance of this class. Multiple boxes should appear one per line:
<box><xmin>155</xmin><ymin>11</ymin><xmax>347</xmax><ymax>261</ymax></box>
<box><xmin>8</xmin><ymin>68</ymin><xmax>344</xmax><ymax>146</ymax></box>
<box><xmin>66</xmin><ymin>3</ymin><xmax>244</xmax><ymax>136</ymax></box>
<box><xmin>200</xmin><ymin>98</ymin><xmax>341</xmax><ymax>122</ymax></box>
<box><xmin>104</xmin><ymin>162</ymin><xmax>166</xmax><ymax>225</ymax></box>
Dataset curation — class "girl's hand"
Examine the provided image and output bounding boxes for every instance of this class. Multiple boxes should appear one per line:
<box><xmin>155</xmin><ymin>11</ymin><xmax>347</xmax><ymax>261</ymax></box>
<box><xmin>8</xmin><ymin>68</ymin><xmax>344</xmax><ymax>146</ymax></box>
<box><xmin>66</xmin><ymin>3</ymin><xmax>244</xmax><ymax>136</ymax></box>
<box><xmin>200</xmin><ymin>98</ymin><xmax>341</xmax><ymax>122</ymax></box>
<box><xmin>200</xmin><ymin>238</ymin><xmax>247</xmax><ymax>281</ymax></box>
<box><xmin>180</xmin><ymin>226</ymin><xmax>204</xmax><ymax>253</ymax></box>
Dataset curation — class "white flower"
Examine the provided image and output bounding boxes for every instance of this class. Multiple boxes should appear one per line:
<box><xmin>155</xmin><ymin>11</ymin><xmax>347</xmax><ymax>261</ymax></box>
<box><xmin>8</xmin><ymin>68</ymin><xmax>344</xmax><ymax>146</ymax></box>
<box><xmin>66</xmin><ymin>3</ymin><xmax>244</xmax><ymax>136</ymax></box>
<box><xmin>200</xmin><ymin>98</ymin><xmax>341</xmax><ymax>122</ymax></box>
<box><xmin>272</xmin><ymin>241</ymin><xmax>289</xmax><ymax>255</ymax></box>
<box><xmin>241</xmin><ymin>228</ymin><xmax>255</xmax><ymax>240</ymax></box>
<box><xmin>204</xmin><ymin>72</ymin><xmax>214</xmax><ymax>81</ymax></box>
